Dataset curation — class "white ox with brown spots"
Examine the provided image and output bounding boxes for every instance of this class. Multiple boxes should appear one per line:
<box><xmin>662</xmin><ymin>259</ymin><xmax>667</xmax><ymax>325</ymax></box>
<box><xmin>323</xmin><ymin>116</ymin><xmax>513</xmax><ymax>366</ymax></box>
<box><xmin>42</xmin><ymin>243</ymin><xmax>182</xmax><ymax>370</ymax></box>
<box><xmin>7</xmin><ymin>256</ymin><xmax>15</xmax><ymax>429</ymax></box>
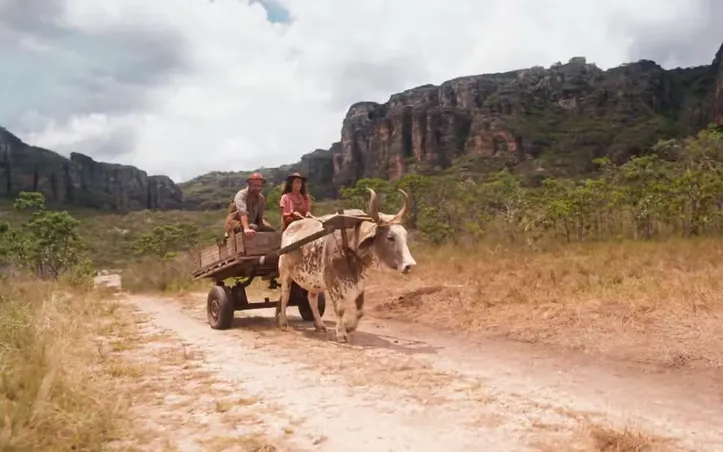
<box><xmin>277</xmin><ymin>188</ymin><xmax>416</xmax><ymax>342</ymax></box>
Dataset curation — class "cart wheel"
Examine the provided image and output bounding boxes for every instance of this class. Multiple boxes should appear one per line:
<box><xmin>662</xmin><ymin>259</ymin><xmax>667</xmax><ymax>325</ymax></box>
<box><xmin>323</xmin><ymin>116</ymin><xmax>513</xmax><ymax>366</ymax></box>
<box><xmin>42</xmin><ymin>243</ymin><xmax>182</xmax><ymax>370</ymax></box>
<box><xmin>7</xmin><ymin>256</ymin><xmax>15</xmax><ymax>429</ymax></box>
<box><xmin>207</xmin><ymin>285</ymin><xmax>234</xmax><ymax>330</ymax></box>
<box><xmin>292</xmin><ymin>284</ymin><xmax>326</xmax><ymax>322</ymax></box>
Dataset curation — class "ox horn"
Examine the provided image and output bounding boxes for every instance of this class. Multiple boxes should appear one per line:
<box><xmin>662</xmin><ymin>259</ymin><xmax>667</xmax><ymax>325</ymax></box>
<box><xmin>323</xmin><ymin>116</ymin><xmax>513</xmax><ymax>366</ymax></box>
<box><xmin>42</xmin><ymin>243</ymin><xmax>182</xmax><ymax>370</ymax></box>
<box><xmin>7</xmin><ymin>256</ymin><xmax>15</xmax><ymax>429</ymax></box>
<box><xmin>394</xmin><ymin>189</ymin><xmax>410</xmax><ymax>222</ymax></box>
<box><xmin>366</xmin><ymin>188</ymin><xmax>381</xmax><ymax>223</ymax></box>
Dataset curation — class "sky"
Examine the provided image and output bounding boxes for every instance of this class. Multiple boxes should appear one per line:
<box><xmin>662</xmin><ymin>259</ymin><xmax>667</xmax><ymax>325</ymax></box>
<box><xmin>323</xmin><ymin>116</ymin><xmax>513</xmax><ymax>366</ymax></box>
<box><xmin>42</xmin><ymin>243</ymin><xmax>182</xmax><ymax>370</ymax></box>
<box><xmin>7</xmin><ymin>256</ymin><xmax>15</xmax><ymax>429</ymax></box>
<box><xmin>0</xmin><ymin>0</ymin><xmax>722</xmax><ymax>183</ymax></box>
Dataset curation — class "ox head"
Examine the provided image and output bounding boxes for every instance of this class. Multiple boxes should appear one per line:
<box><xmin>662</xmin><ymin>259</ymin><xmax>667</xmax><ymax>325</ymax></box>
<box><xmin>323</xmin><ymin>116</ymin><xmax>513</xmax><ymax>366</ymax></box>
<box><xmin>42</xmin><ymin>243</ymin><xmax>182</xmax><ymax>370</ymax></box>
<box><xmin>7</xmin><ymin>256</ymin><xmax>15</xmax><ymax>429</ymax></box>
<box><xmin>355</xmin><ymin>188</ymin><xmax>417</xmax><ymax>274</ymax></box>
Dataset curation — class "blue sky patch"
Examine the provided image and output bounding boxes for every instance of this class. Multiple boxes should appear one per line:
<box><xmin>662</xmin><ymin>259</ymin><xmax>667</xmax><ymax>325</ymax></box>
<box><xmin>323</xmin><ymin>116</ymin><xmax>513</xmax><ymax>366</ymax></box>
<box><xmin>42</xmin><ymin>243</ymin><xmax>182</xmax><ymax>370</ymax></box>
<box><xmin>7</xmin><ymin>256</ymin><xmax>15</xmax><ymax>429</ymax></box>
<box><xmin>250</xmin><ymin>0</ymin><xmax>292</xmax><ymax>24</ymax></box>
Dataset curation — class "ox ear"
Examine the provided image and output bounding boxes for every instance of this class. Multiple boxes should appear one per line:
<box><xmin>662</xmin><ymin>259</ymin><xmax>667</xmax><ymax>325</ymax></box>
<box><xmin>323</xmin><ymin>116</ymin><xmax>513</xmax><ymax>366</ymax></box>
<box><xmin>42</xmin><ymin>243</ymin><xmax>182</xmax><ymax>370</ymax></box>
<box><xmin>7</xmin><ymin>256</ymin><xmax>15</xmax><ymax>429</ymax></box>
<box><xmin>355</xmin><ymin>221</ymin><xmax>378</xmax><ymax>250</ymax></box>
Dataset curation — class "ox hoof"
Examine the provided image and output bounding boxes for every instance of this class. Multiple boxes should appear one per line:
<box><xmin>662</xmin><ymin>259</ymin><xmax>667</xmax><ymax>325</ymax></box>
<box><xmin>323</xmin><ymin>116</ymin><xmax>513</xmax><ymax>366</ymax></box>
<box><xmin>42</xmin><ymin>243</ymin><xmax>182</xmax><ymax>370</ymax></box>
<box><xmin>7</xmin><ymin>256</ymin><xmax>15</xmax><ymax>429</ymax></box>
<box><xmin>335</xmin><ymin>330</ymin><xmax>348</xmax><ymax>343</ymax></box>
<box><xmin>314</xmin><ymin>323</ymin><xmax>327</xmax><ymax>333</ymax></box>
<box><xmin>278</xmin><ymin>321</ymin><xmax>291</xmax><ymax>331</ymax></box>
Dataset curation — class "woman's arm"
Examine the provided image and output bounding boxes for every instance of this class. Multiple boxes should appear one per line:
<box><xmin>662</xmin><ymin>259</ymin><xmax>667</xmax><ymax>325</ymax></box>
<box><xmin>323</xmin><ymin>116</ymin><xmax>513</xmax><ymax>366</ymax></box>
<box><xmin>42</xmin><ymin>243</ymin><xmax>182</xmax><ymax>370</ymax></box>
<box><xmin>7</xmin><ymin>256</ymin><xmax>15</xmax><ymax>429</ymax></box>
<box><xmin>279</xmin><ymin>194</ymin><xmax>301</xmax><ymax>219</ymax></box>
<box><xmin>304</xmin><ymin>195</ymin><xmax>313</xmax><ymax>217</ymax></box>
<box><xmin>279</xmin><ymin>194</ymin><xmax>293</xmax><ymax>217</ymax></box>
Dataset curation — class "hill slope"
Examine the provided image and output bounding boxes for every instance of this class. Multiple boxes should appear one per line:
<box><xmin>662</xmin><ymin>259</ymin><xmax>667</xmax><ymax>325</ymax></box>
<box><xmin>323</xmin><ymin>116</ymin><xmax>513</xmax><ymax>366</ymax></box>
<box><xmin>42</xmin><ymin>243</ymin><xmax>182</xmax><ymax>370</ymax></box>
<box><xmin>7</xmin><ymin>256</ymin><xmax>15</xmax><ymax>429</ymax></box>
<box><xmin>0</xmin><ymin>127</ymin><xmax>182</xmax><ymax>211</ymax></box>
<box><xmin>181</xmin><ymin>41</ymin><xmax>723</xmax><ymax>210</ymax></box>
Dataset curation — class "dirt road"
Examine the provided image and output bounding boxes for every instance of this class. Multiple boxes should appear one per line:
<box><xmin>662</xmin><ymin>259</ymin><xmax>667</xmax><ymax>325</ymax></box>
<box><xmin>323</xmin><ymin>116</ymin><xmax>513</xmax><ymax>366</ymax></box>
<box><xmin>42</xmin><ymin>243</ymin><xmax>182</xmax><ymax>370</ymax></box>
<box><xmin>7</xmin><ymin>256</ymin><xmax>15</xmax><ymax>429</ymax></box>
<box><xmin>97</xmin><ymin>276</ymin><xmax>723</xmax><ymax>451</ymax></box>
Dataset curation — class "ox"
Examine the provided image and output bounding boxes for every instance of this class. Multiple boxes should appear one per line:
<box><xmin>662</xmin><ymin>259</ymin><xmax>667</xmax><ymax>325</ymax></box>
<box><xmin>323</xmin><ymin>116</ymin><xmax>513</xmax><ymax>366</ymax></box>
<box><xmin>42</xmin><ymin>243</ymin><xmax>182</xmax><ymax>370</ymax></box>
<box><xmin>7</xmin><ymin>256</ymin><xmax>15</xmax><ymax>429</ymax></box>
<box><xmin>277</xmin><ymin>188</ymin><xmax>416</xmax><ymax>342</ymax></box>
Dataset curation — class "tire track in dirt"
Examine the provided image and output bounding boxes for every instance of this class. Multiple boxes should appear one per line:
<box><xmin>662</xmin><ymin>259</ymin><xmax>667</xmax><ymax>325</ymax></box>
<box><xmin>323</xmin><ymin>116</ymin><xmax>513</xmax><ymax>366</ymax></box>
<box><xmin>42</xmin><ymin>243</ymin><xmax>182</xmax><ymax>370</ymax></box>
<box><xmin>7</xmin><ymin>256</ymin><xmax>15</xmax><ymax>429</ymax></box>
<box><xmin>130</xmin><ymin>295</ymin><xmax>529</xmax><ymax>451</ymax></box>
<box><xmin>111</xmin><ymin>287</ymin><xmax>723</xmax><ymax>452</ymax></box>
<box><xmin>361</xmin><ymin>315</ymin><xmax>723</xmax><ymax>452</ymax></box>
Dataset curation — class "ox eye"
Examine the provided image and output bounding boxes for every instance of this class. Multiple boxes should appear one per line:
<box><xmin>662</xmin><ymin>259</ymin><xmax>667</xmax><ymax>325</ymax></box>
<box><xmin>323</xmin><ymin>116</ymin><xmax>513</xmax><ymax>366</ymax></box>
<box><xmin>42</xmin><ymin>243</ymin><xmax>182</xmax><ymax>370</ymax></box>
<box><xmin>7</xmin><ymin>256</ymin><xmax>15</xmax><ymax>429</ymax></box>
<box><xmin>386</xmin><ymin>235</ymin><xmax>395</xmax><ymax>241</ymax></box>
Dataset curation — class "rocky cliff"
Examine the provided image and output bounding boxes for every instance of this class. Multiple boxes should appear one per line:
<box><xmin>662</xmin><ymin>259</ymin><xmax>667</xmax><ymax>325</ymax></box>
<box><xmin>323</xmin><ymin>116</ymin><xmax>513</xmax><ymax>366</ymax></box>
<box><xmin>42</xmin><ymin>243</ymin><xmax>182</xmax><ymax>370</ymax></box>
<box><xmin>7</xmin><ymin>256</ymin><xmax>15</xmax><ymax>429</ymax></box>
<box><xmin>0</xmin><ymin>127</ymin><xmax>182</xmax><ymax>211</ymax></box>
<box><xmin>714</xmin><ymin>43</ymin><xmax>723</xmax><ymax>125</ymax></box>
<box><xmin>331</xmin><ymin>43</ymin><xmax>723</xmax><ymax>185</ymax></box>
<box><xmin>180</xmin><ymin>42</ymin><xmax>723</xmax><ymax>209</ymax></box>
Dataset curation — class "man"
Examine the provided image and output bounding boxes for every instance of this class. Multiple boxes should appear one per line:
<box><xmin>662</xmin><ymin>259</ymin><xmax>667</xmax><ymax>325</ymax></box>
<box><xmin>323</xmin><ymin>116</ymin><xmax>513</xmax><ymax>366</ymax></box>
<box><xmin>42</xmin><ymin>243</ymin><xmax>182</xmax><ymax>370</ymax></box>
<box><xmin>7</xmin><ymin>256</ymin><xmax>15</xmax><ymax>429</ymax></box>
<box><xmin>225</xmin><ymin>172</ymin><xmax>276</xmax><ymax>239</ymax></box>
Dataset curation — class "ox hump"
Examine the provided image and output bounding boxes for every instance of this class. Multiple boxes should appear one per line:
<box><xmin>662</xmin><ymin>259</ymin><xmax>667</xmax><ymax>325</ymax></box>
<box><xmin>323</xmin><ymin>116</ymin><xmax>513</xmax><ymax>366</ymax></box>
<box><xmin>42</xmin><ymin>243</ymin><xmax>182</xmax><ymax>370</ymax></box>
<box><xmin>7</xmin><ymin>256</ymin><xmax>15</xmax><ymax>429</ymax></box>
<box><xmin>281</xmin><ymin>218</ymin><xmax>324</xmax><ymax>247</ymax></box>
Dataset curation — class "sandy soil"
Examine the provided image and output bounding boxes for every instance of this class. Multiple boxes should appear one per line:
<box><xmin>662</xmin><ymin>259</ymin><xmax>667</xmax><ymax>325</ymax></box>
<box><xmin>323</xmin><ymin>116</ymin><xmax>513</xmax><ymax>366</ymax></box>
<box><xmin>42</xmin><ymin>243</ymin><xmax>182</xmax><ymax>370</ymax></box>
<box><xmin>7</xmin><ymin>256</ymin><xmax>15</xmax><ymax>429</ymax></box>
<box><xmin>95</xmin><ymin>275</ymin><xmax>723</xmax><ymax>451</ymax></box>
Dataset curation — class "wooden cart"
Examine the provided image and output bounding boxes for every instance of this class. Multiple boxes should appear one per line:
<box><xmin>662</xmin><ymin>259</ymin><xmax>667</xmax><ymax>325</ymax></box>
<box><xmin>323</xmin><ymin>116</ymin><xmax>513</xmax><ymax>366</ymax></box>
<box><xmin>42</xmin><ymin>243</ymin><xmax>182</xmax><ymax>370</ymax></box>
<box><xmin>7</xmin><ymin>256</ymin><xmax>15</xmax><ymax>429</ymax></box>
<box><xmin>191</xmin><ymin>213</ymin><xmax>371</xmax><ymax>330</ymax></box>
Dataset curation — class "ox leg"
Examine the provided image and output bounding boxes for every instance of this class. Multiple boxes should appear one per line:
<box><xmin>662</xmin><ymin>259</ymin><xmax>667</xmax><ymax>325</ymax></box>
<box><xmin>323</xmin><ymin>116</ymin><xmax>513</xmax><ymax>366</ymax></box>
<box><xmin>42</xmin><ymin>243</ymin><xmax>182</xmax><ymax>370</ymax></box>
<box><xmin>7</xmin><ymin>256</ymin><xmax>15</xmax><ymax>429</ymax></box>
<box><xmin>355</xmin><ymin>291</ymin><xmax>365</xmax><ymax>321</ymax></box>
<box><xmin>278</xmin><ymin>276</ymin><xmax>292</xmax><ymax>330</ymax></box>
<box><xmin>307</xmin><ymin>292</ymin><xmax>327</xmax><ymax>332</ymax></box>
<box><xmin>333</xmin><ymin>298</ymin><xmax>348</xmax><ymax>343</ymax></box>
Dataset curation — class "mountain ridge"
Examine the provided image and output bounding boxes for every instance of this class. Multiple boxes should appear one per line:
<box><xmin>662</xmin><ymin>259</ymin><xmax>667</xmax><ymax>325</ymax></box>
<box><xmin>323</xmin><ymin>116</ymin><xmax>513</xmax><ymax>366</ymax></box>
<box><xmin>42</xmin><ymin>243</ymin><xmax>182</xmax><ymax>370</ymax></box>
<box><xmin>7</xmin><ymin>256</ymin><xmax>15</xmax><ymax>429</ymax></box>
<box><xmin>0</xmin><ymin>127</ymin><xmax>182</xmax><ymax>211</ymax></box>
<box><xmin>180</xmin><ymin>41</ymin><xmax>723</xmax><ymax>210</ymax></box>
<box><xmin>3</xmin><ymin>41</ymin><xmax>722</xmax><ymax>212</ymax></box>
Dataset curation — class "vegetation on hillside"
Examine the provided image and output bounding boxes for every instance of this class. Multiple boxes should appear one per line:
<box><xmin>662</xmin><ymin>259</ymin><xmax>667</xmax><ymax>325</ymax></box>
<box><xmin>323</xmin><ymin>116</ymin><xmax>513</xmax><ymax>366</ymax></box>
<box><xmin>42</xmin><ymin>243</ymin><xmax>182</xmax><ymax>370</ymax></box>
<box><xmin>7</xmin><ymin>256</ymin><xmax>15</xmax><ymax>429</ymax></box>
<box><xmin>3</xmin><ymin>125</ymin><xmax>722</xmax><ymax>275</ymax></box>
<box><xmin>340</xmin><ymin>126</ymin><xmax>723</xmax><ymax>246</ymax></box>
<box><xmin>2</xmin><ymin>124</ymin><xmax>721</xmax><ymax>279</ymax></box>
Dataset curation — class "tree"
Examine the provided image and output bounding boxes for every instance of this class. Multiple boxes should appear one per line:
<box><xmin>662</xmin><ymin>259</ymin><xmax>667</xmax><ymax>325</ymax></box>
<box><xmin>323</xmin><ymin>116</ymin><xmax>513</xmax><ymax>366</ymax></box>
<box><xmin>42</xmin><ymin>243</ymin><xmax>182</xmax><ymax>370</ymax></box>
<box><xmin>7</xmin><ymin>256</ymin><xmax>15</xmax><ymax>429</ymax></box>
<box><xmin>414</xmin><ymin>178</ymin><xmax>464</xmax><ymax>245</ymax></box>
<box><xmin>340</xmin><ymin>178</ymin><xmax>394</xmax><ymax>211</ymax></box>
<box><xmin>133</xmin><ymin>223</ymin><xmax>201</xmax><ymax>259</ymax></box>
<box><xmin>395</xmin><ymin>174</ymin><xmax>434</xmax><ymax>228</ymax></box>
<box><xmin>4</xmin><ymin>192</ymin><xmax>86</xmax><ymax>279</ymax></box>
<box><xmin>540</xmin><ymin>178</ymin><xmax>576</xmax><ymax>242</ymax></box>
<box><xmin>478</xmin><ymin>170</ymin><xmax>532</xmax><ymax>243</ymax></box>
<box><xmin>660</xmin><ymin>128</ymin><xmax>723</xmax><ymax>235</ymax></box>
<box><xmin>265</xmin><ymin>183</ymin><xmax>284</xmax><ymax>209</ymax></box>
<box><xmin>615</xmin><ymin>155</ymin><xmax>674</xmax><ymax>239</ymax></box>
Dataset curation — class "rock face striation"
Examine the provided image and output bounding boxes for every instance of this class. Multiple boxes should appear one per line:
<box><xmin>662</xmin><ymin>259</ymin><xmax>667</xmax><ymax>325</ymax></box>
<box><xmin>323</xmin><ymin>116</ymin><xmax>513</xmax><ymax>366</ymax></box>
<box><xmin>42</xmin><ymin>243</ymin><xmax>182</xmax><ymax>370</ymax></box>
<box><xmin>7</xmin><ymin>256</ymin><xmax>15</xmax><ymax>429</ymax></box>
<box><xmin>714</xmin><ymin>43</ymin><xmax>723</xmax><ymax>126</ymax></box>
<box><xmin>0</xmin><ymin>127</ymin><xmax>182</xmax><ymax>211</ymax></box>
<box><xmin>180</xmin><ymin>41</ymin><xmax>723</xmax><ymax>209</ymax></box>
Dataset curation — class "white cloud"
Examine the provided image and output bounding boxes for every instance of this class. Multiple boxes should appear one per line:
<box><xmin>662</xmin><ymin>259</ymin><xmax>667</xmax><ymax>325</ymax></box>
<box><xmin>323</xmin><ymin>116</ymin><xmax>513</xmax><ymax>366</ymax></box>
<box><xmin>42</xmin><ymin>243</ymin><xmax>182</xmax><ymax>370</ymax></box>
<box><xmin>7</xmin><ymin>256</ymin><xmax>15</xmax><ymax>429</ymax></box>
<box><xmin>1</xmin><ymin>0</ymin><xmax>722</xmax><ymax>182</ymax></box>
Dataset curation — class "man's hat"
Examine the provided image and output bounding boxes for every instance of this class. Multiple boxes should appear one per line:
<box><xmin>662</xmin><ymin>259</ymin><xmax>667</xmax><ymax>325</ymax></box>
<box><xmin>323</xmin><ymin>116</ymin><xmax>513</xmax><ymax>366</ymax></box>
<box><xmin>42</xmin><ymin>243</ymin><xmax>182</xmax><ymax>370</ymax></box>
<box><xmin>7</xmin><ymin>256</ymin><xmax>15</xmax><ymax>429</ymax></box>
<box><xmin>285</xmin><ymin>172</ymin><xmax>307</xmax><ymax>184</ymax></box>
<box><xmin>246</xmin><ymin>172</ymin><xmax>265</xmax><ymax>182</ymax></box>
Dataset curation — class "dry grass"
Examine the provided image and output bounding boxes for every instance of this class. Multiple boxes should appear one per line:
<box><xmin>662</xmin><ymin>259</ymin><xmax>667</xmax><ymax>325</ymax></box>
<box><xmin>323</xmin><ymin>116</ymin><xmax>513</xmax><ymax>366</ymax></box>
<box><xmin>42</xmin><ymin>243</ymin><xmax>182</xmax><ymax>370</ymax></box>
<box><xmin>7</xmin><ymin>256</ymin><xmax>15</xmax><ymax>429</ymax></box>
<box><xmin>120</xmin><ymin>254</ymin><xmax>207</xmax><ymax>294</ymax></box>
<box><xmin>0</xmin><ymin>279</ymin><xmax>131</xmax><ymax>451</ymax></box>
<box><xmin>587</xmin><ymin>425</ymin><xmax>661</xmax><ymax>451</ymax></box>
<box><xmin>368</xmin><ymin>238</ymin><xmax>723</xmax><ymax>370</ymax></box>
<box><xmin>574</xmin><ymin>423</ymin><xmax>671</xmax><ymax>451</ymax></box>
<box><xmin>535</xmin><ymin>420</ymin><xmax>671</xmax><ymax>451</ymax></box>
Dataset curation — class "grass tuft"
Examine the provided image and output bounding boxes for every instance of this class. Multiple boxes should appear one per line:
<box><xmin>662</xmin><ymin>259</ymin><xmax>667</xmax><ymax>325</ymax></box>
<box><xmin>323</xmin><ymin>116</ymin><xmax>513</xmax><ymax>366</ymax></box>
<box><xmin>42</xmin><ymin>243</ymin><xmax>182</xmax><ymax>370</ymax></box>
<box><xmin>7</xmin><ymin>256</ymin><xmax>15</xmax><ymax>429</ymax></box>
<box><xmin>0</xmin><ymin>280</ymin><xmax>128</xmax><ymax>451</ymax></box>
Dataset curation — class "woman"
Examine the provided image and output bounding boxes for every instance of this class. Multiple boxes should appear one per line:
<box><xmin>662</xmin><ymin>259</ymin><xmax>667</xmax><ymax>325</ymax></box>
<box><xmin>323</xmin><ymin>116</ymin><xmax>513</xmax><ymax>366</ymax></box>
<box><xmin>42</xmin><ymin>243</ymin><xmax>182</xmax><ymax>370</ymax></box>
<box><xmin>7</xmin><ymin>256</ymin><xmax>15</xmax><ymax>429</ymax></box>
<box><xmin>279</xmin><ymin>172</ymin><xmax>313</xmax><ymax>230</ymax></box>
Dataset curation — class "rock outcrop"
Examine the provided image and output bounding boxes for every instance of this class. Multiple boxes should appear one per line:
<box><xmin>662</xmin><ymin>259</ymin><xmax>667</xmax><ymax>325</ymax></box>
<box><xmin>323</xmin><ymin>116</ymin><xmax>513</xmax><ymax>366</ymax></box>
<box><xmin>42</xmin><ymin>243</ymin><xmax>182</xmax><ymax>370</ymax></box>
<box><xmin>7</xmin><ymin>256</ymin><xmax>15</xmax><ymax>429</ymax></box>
<box><xmin>0</xmin><ymin>127</ymin><xmax>182</xmax><ymax>211</ymax></box>
<box><xmin>180</xmin><ymin>41</ymin><xmax>723</xmax><ymax>209</ymax></box>
<box><xmin>714</xmin><ymin>43</ymin><xmax>723</xmax><ymax>125</ymax></box>
<box><xmin>331</xmin><ymin>43</ymin><xmax>723</xmax><ymax>184</ymax></box>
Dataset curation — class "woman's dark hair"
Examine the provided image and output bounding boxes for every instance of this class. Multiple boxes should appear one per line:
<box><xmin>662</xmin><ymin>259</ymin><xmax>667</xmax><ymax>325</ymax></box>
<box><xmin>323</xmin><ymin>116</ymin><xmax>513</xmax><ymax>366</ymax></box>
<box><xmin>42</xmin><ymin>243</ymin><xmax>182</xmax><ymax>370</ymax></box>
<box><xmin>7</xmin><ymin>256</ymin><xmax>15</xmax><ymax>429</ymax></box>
<box><xmin>282</xmin><ymin>177</ymin><xmax>307</xmax><ymax>196</ymax></box>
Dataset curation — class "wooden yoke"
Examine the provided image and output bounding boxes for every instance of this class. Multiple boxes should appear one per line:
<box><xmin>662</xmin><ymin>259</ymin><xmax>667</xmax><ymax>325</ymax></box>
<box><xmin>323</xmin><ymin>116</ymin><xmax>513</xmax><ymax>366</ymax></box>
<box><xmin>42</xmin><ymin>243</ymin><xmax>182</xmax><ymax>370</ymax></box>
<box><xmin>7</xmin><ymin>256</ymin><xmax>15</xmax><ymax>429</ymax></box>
<box><xmin>336</xmin><ymin>208</ymin><xmax>363</xmax><ymax>255</ymax></box>
<box><xmin>337</xmin><ymin>209</ymin><xmax>351</xmax><ymax>252</ymax></box>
